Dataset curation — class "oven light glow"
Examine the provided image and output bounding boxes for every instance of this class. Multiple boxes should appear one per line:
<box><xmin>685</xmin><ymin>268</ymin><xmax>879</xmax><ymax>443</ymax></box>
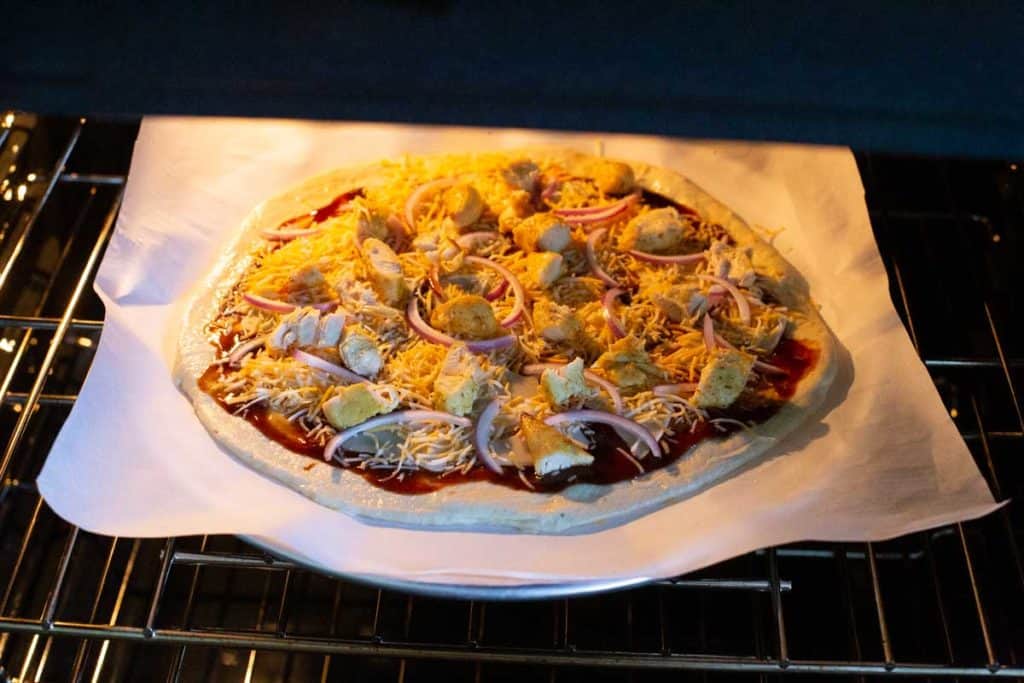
<box><xmin>1</xmin><ymin>113</ymin><xmax>12</xmax><ymax>128</ymax></box>
<box><xmin>0</xmin><ymin>338</ymin><xmax>15</xmax><ymax>352</ymax></box>
<box><xmin>76</xmin><ymin>336</ymin><xmax>94</xmax><ymax>348</ymax></box>
<box><xmin>27</xmin><ymin>172</ymin><xmax>37</xmax><ymax>181</ymax></box>
<box><xmin>16</xmin><ymin>184</ymin><xmax>26</xmax><ymax>201</ymax></box>
<box><xmin>2</xmin><ymin>188</ymin><xmax>12</xmax><ymax>201</ymax></box>
<box><xmin>949</xmin><ymin>408</ymin><xmax>958</xmax><ymax>418</ymax></box>
<box><xmin>992</xmin><ymin>234</ymin><xmax>1001</xmax><ymax>243</ymax></box>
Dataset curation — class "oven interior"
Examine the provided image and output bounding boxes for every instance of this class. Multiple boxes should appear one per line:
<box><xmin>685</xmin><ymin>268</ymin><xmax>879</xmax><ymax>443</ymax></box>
<box><xmin>0</xmin><ymin>113</ymin><xmax>1021</xmax><ymax>681</ymax></box>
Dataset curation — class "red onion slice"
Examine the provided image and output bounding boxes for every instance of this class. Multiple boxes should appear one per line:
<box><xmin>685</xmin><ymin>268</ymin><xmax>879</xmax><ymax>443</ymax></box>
<box><xmin>553</xmin><ymin>193</ymin><xmax>639</xmax><ymax>224</ymax></box>
<box><xmin>473</xmin><ymin>399</ymin><xmax>505</xmax><ymax>474</ymax></box>
<box><xmin>292</xmin><ymin>349</ymin><xmax>368</xmax><ymax>384</ymax></box>
<box><xmin>243</xmin><ymin>293</ymin><xmax>296</xmax><ymax>313</ymax></box>
<box><xmin>602</xmin><ymin>287</ymin><xmax>627</xmax><ymax>339</ymax></box>
<box><xmin>653</xmin><ymin>383</ymin><xmax>698</xmax><ymax>397</ymax></box>
<box><xmin>627</xmin><ymin>250</ymin><xmax>706</xmax><ymax>265</ymax></box>
<box><xmin>323</xmin><ymin>410</ymin><xmax>473</xmax><ymax>462</ymax></box>
<box><xmin>406</xmin><ymin>295</ymin><xmax>516</xmax><ymax>353</ymax></box>
<box><xmin>404</xmin><ymin>177</ymin><xmax>457</xmax><ymax>230</ymax></box>
<box><xmin>544</xmin><ymin>410</ymin><xmax>662</xmax><ymax>459</ymax></box>
<box><xmin>698</xmin><ymin>274</ymin><xmax>751</xmax><ymax>324</ymax></box>
<box><xmin>585</xmin><ymin>228</ymin><xmax>621</xmax><ymax>287</ymax></box>
<box><xmin>228</xmin><ymin>335</ymin><xmax>266</xmax><ymax>366</ymax></box>
<box><xmin>260</xmin><ymin>226</ymin><xmax>322</xmax><ymax>241</ymax></box>
<box><xmin>463</xmin><ymin>255</ymin><xmax>524</xmax><ymax>327</ymax></box>
<box><xmin>703</xmin><ymin>313</ymin><xmax>716</xmax><ymax>352</ymax></box>
<box><xmin>427</xmin><ymin>266</ymin><xmax>447</xmax><ymax>302</ymax></box>
<box><xmin>521</xmin><ymin>362</ymin><xmax>624</xmax><ymax>414</ymax></box>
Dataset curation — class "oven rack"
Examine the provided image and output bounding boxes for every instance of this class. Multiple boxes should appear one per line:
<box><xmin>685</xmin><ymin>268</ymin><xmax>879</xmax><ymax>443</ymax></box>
<box><xmin>0</xmin><ymin>114</ymin><xmax>1021</xmax><ymax>681</ymax></box>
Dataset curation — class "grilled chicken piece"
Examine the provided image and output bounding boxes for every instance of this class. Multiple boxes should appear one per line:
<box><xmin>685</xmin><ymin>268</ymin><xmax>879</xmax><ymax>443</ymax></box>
<box><xmin>266</xmin><ymin>307</ymin><xmax>321</xmax><ymax>351</ymax></box>
<box><xmin>355</xmin><ymin>210</ymin><xmax>390</xmax><ymax>243</ymax></box>
<box><xmin>522</xmin><ymin>252</ymin><xmax>564</xmax><ymax>289</ymax></box>
<box><xmin>430</xmin><ymin>294</ymin><xmax>501</xmax><ymax>340</ymax></box>
<box><xmin>618</xmin><ymin>208</ymin><xmax>687</xmax><ymax>254</ymax></box>
<box><xmin>444</xmin><ymin>183</ymin><xmax>484</xmax><ymax>229</ymax></box>
<box><xmin>432</xmin><ymin>344</ymin><xmax>484</xmax><ymax>416</ymax></box>
<box><xmin>361</xmin><ymin>237</ymin><xmax>408</xmax><ymax>306</ymax></box>
<box><xmin>581</xmin><ymin>158</ymin><xmax>636</xmax><ymax>195</ymax></box>
<box><xmin>287</xmin><ymin>264</ymin><xmax>327</xmax><ymax>292</ymax></box>
<box><xmin>498</xmin><ymin>190</ymin><xmax>534</xmax><ymax>231</ymax></box>
<box><xmin>512</xmin><ymin>213</ymin><xmax>572</xmax><ymax>253</ymax></box>
<box><xmin>540</xmin><ymin>358</ymin><xmax>596</xmax><ymax>407</ymax></box>
<box><xmin>502</xmin><ymin>159</ymin><xmax>541</xmax><ymax>192</ymax></box>
<box><xmin>339</xmin><ymin>328</ymin><xmax>384</xmax><ymax>378</ymax></box>
<box><xmin>749</xmin><ymin>314</ymin><xmax>789</xmax><ymax>355</ymax></box>
<box><xmin>532</xmin><ymin>299</ymin><xmax>583</xmax><ymax>342</ymax></box>
<box><xmin>691</xmin><ymin>349</ymin><xmax>755</xmax><ymax>409</ymax></box>
<box><xmin>322</xmin><ymin>384</ymin><xmax>397</xmax><ymax>430</ymax></box>
<box><xmin>317</xmin><ymin>311</ymin><xmax>347</xmax><ymax>347</ymax></box>
<box><xmin>593</xmin><ymin>335</ymin><xmax>666</xmax><ymax>393</ymax></box>
<box><xmin>519</xmin><ymin>414</ymin><xmax>594</xmax><ymax>476</ymax></box>
<box><xmin>707</xmin><ymin>239</ymin><xmax>757</xmax><ymax>287</ymax></box>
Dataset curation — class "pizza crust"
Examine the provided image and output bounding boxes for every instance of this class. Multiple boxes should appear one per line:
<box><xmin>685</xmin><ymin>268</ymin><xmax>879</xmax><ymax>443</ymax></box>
<box><xmin>174</xmin><ymin>148</ymin><xmax>838</xmax><ymax>534</ymax></box>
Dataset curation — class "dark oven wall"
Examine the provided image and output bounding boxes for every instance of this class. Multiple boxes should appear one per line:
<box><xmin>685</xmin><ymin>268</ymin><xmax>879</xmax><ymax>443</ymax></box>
<box><xmin>0</xmin><ymin>114</ymin><xmax>1021</xmax><ymax>681</ymax></box>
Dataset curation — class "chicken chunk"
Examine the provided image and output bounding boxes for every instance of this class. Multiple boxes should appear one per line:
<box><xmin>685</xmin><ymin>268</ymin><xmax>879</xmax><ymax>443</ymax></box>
<box><xmin>692</xmin><ymin>349</ymin><xmax>755</xmax><ymax>409</ymax></box>
<box><xmin>430</xmin><ymin>294</ymin><xmax>501</xmax><ymax>340</ymax></box>
<box><xmin>540</xmin><ymin>358</ymin><xmax>596</xmax><ymax>407</ymax></box>
<box><xmin>432</xmin><ymin>344</ymin><xmax>484</xmax><ymax>416</ymax></box>
<box><xmin>750</xmin><ymin>313</ymin><xmax>789</xmax><ymax>355</ymax></box>
<box><xmin>266</xmin><ymin>307</ymin><xmax>321</xmax><ymax>351</ymax></box>
<box><xmin>498</xmin><ymin>190</ymin><xmax>534</xmax><ymax>231</ymax></box>
<box><xmin>361</xmin><ymin>237</ymin><xmax>408</xmax><ymax>306</ymax></box>
<box><xmin>707</xmin><ymin>239</ymin><xmax>756</xmax><ymax>287</ymax></box>
<box><xmin>581</xmin><ymin>158</ymin><xmax>636</xmax><ymax>195</ymax></box>
<box><xmin>355</xmin><ymin>210</ymin><xmax>390</xmax><ymax>243</ymax></box>
<box><xmin>618</xmin><ymin>208</ymin><xmax>687</xmax><ymax>254</ymax></box>
<box><xmin>593</xmin><ymin>335</ymin><xmax>666</xmax><ymax>393</ymax></box>
<box><xmin>512</xmin><ymin>213</ymin><xmax>572</xmax><ymax>253</ymax></box>
<box><xmin>519</xmin><ymin>415</ymin><xmax>594</xmax><ymax>477</ymax></box>
<box><xmin>522</xmin><ymin>252</ymin><xmax>564</xmax><ymax>289</ymax></box>
<box><xmin>444</xmin><ymin>183</ymin><xmax>484</xmax><ymax>229</ymax></box>
<box><xmin>322</xmin><ymin>384</ymin><xmax>397</xmax><ymax>430</ymax></box>
<box><xmin>532</xmin><ymin>299</ymin><xmax>583</xmax><ymax>342</ymax></box>
<box><xmin>339</xmin><ymin>328</ymin><xmax>384</xmax><ymax>378</ymax></box>
<box><xmin>502</xmin><ymin>159</ymin><xmax>540</xmax><ymax>192</ymax></box>
<box><xmin>317</xmin><ymin>311</ymin><xmax>347</xmax><ymax>348</ymax></box>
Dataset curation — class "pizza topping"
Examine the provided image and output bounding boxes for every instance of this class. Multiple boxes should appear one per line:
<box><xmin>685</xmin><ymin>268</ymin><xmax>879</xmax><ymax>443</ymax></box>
<box><xmin>691</xmin><ymin>348</ymin><xmax>755</xmax><ymax>409</ymax></box>
<box><xmin>202</xmin><ymin>152</ymin><xmax>820</xmax><ymax>488</ymax></box>
<box><xmin>520</xmin><ymin>414</ymin><xmax>594</xmax><ymax>476</ymax></box>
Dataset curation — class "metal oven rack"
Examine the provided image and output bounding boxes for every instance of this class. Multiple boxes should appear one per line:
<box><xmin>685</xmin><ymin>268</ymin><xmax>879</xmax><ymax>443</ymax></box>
<box><xmin>0</xmin><ymin>114</ymin><xmax>1021</xmax><ymax>681</ymax></box>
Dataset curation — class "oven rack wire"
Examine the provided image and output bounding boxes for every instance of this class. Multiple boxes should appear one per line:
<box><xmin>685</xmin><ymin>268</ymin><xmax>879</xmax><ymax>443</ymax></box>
<box><xmin>0</xmin><ymin>114</ymin><xmax>1021</xmax><ymax>681</ymax></box>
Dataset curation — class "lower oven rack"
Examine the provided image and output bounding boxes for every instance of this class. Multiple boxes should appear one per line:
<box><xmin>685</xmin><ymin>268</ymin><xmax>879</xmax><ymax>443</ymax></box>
<box><xmin>0</xmin><ymin>113</ymin><xmax>1021</xmax><ymax>681</ymax></box>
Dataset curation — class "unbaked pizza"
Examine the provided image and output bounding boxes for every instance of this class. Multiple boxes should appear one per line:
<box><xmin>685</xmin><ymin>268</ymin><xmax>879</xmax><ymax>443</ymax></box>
<box><xmin>175</xmin><ymin>148</ymin><xmax>837</xmax><ymax>533</ymax></box>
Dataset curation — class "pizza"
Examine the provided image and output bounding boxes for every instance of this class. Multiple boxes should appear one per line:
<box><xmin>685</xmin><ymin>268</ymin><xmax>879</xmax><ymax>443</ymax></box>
<box><xmin>175</xmin><ymin>148</ymin><xmax>837</xmax><ymax>533</ymax></box>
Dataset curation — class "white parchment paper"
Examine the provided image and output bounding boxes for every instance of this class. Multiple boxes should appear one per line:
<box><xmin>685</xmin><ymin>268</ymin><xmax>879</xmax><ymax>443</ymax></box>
<box><xmin>37</xmin><ymin>118</ymin><xmax>1000</xmax><ymax>587</ymax></box>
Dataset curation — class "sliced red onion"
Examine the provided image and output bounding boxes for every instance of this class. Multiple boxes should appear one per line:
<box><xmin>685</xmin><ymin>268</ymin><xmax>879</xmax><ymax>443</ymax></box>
<box><xmin>228</xmin><ymin>335</ymin><xmax>266</xmax><ymax>366</ymax></box>
<box><xmin>404</xmin><ymin>177</ymin><xmax>457</xmax><ymax>229</ymax></box>
<box><xmin>260</xmin><ymin>226</ymin><xmax>322</xmax><ymax>241</ymax></box>
<box><xmin>406</xmin><ymin>295</ymin><xmax>516</xmax><ymax>353</ymax></box>
<box><xmin>586</xmin><ymin>228</ymin><xmax>621</xmax><ymax>287</ymax></box>
<box><xmin>602</xmin><ymin>287</ymin><xmax>627</xmax><ymax>339</ymax></box>
<box><xmin>464</xmin><ymin>255</ymin><xmax>524</xmax><ymax>327</ymax></box>
<box><xmin>323</xmin><ymin>410</ymin><xmax>473</xmax><ymax>462</ymax></box>
<box><xmin>473</xmin><ymin>399</ymin><xmax>505</xmax><ymax>474</ymax></box>
<box><xmin>698</xmin><ymin>274</ymin><xmax>751</xmax><ymax>324</ymax></box>
<box><xmin>311</xmin><ymin>301</ymin><xmax>338</xmax><ymax>312</ymax></box>
<box><xmin>455</xmin><ymin>231</ymin><xmax>502</xmax><ymax>250</ymax></box>
<box><xmin>484</xmin><ymin>278</ymin><xmax>509</xmax><ymax>302</ymax></box>
<box><xmin>713</xmin><ymin>332</ymin><xmax>788</xmax><ymax>375</ymax></box>
<box><xmin>545</xmin><ymin>410</ymin><xmax>662</xmax><ymax>459</ymax></box>
<box><xmin>553</xmin><ymin>193</ymin><xmax>639</xmax><ymax>225</ymax></box>
<box><xmin>627</xmin><ymin>249</ymin><xmax>706</xmax><ymax>265</ymax></box>
<box><xmin>243</xmin><ymin>293</ymin><xmax>296</xmax><ymax>313</ymax></box>
<box><xmin>292</xmin><ymin>349</ymin><xmax>368</xmax><ymax>384</ymax></box>
<box><xmin>703</xmin><ymin>313</ymin><xmax>716</xmax><ymax>352</ymax></box>
<box><xmin>653</xmin><ymin>383</ymin><xmax>698</xmax><ymax>397</ymax></box>
<box><xmin>521</xmin><ymin>362</ymin><xmax>624</xmax><ymax>414</ymax></box>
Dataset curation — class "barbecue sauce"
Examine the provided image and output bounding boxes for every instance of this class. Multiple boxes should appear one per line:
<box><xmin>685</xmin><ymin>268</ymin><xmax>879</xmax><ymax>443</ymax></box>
<box><xmin>276</xmin><ymin>189</ymin><xmax>364</xmax><ymax>230</ymax></box>
<box><xmin>199</xmin><ymin>338</ymin><xmax>818</xmax><ymax>495</ymax></box>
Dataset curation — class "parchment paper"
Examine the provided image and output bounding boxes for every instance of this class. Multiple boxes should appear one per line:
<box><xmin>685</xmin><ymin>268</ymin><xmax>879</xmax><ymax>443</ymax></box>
<box><xmin>37</xmin><ymin>118</ymin><xmax>1000</xmax><ymax>586</ymax></box>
